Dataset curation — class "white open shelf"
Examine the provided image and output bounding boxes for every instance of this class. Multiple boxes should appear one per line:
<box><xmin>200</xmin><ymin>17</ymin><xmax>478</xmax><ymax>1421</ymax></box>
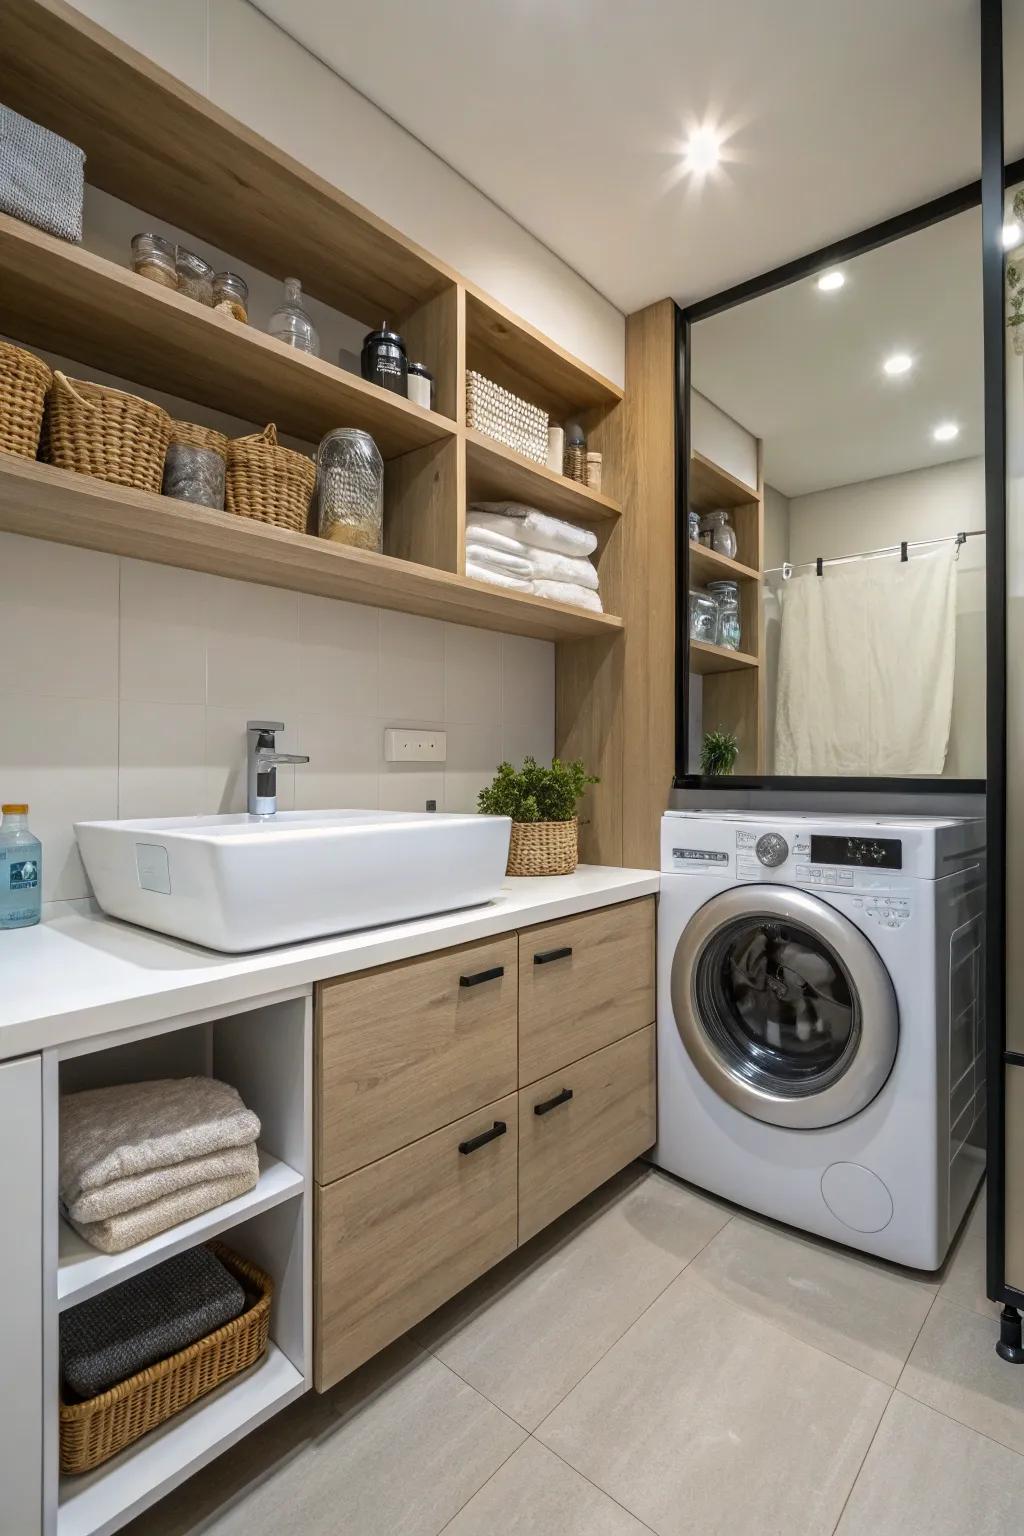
<box><xmin>58</xmin><ymin>1149</ymin><xmax>304</xmax><ymax>1309</ymax></box>
<box><xmin>57</xmin><ymin>1343</ymin><xmax>304</xmax><ymax>1536</ymax></box>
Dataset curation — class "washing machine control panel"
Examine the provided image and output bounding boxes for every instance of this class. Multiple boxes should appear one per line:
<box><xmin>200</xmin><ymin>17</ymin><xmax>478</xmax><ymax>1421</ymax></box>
<box><xmin>728</xmin><ymin>825</ymin><xmax>914</xmax><ymax>924</ymax></box>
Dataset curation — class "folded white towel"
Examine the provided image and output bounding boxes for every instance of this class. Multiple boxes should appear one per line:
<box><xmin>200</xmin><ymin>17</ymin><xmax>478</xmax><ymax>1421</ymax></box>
<box><xmin>527</xmin><ymin>547</ymin><xmax>599</xmax><ymax>591</ymax></box>
<box><xmin>67</xmin><ymin>1152</ymin><xmax>260</xmax><ymax>1254</ymax></box>
<box><xmin>468</xmin><ymin>507</ymin><xmax>598</xmax><ymax>559</ymax></box>
<box><xmin>463</xmin><ymin>523</ymin><xmax>532</xmax><ymax>558</ymax></box>
<box><xmin>66</xmin><ymin>1144</ymin><xmax>260</xmax><ymax>1224</ymax></box>
<box><xmin>465</xmin><ymin>541</ymin><xmax>533</xmax><ymax>578</ymax></box>
<box><xmin>465</xmin><ymin>559</ymin><xmax>533</xmax><ymax>593</ymax></box>
<box><xmin>60</xmin><ymin>1077</ymin><xmax>262</xmax><ymax>1207</ymax></box>
<box><xmin>533</xmin><ymin>579</ymin><xmax>604</xmax><ymax>613</ymax></box>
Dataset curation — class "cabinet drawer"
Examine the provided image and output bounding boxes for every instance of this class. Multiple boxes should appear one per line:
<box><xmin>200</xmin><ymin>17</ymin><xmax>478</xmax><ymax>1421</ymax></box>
<box><xmin>518</xmin><ymin>1026</ymin><xmax>655</xmax><ymax>1244</ymax></box>
<box><xmin>315</xmin><ymin>1094</ymin><xmax>518</xmax><ymax>1390</ymax></box>
<box><xmin>317</xmin><ymin>935</ymin><xmax>517</xmax><ymax>1181</ymax></box>
<box><xmin>518</xmin><ymin>897</ymin><xmax>654</xmax><ymax>1084</ymax></box>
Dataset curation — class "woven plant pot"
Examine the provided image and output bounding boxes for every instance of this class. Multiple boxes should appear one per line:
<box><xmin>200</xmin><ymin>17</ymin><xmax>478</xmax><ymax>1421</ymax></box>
<box><xmin>43</xmin><ymin>372</ymin><xmax>171</xmax><ymax>492</ymax></box>
<box><xmin>59</xmin><ymin>1242</ymin><xmax>272</xmax><ymax>1476</ymax></box>
<box><xmin>0</xmin><ymin>340</ymin><xmax>52</xmax><ymax>458</ymax></box>
<box><xmin>226</xmin><ymin>423</ymin><xmax>315</xmax><ymax>534</ymax></box>
<box><xmin>170</xmin><ymin>419</ymin><xmax>229</xmax><ymax>458</ymax></box>
<box><xmin>506</xmin><ymin>818</ymin><xmax>578</xmax><ymax>877</ymax></box>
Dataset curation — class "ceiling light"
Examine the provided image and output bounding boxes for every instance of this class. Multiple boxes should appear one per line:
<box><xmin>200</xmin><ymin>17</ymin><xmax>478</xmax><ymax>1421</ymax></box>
<box><xmin>682</xmin><ymin>125</ymin><xmax>722</xmax><ymax>176</ymax></box>
<box><xmin>816</xmin><ymin>270</ymin><xmax>845</xmax><ymax>292</ymax></box>
<box><xmin>883</xmin><ymin>353</ymin><xmax>913</xmax><ymax>376</ymax></box>
<box><xmin>1004</xmin><ymin>220</ymin><xmax>1022</xmax><ymax>249</ymax></box>
<box><xmin>932</xmin><ymin>422</ymin><xmax>959</xmax><ymax>443</ymax></box>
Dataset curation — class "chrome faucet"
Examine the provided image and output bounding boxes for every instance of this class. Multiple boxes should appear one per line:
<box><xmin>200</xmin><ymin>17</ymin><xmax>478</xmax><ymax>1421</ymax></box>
<box><xmin>246</xmin><ymin>721</ymin><xmax>309</xmax><ymax>816</ymax></box>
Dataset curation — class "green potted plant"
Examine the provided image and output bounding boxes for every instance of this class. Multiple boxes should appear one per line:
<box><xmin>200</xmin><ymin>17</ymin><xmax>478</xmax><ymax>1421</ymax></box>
<box><xmin>477</xmin><ymin>756</ymin><xmax>597</xmax><ymax>876</ymax></box>
<box><xmin>700</xmin><ymin>730</ymin><xmax>739</xmax><ymax>776</ymax></box>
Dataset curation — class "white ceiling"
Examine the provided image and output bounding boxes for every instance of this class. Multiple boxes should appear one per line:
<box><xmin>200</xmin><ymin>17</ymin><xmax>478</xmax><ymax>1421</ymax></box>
<box><xmin>252</xmin><ymin>0</ymin><xmax>1008</xmax><ymax>314</ymax></box>
<box><xmin>691</xmin><ymin>206</ymin><xmax>984</xmax><ymax>497</ymax></box>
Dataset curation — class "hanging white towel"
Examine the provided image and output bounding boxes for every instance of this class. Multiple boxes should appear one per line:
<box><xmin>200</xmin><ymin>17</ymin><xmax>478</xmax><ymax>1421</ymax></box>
<box><xmin>774</xmin><ymin>546</ymin><xmax>957</xmax><ymax>776</ymax></box>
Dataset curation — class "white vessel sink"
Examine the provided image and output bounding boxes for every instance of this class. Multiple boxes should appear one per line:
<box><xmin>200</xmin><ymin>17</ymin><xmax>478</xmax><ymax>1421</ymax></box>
<box><xmin>75</xmin><ymin>810</ymin><xmax>512</xmax><ymax>952</ymax></box>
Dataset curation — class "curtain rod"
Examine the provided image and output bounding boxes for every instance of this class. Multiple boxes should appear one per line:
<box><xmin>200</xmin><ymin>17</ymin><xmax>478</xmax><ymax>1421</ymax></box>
<box><xmin>763</xmin><ymin>528</ymin><xmax>986</xmax><ymax>578</ymax></box>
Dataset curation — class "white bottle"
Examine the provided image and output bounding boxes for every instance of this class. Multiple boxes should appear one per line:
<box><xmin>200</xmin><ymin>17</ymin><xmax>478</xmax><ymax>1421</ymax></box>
<box><xmin>0</xmin><ymin>804</ymin><xmax>42</xmax><ymax>929</ymax></box>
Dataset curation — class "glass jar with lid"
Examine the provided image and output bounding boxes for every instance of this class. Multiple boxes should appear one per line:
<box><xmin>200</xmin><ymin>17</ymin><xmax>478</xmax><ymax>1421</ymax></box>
<box><xmin>688</xmin><ymin>587</ymin><xmax>719</xmax><ymax>644</ymax></box>
<box><xmin>175</xmin><ymin>246</ymin><xmax>215</xmax><ymax>305</ymax></box>
<box><xmin>269</xmin><ymin>277</ymin><xmax>320</xmax><ymax>356</ymax></box>
<box><xmin>314</xmin><ymin>428</ymin><xmax>384</xmax><ymax>551</ymax></box>
<box><xmin>708</xmin><ymin>579</ymin><xmax>741</xmax><ymax>649</ymax></box>
<box><xmin>699</xmin><ymin>508</ymin><xmax>738</xmax><ymax>559</ymax></box>
<box><xmin>688</xmin><ymin>508</ymin><xmax>701</xmax><ymax>544</ymax></box>
<box><xmin>131</xmin><ymin>232</ymin><xmax>178</xmax><ymax>290</ymax></box>
<box><xmin>213</xmin><ymin>271</ymin><xmax>249</xmax><ymax>323</ymax></box>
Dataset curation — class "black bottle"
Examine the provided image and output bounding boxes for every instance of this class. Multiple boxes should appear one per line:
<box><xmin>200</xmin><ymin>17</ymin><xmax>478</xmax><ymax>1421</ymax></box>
<box><xmin>361</xmin><ymin>324</ymin><xmax>408</xmax><ymax>394</ymax></box>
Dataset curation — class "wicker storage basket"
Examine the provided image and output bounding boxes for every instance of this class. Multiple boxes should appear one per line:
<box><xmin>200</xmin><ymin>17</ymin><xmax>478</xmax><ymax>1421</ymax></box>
<box><xmin>226</xmin><ymin>423</ymin><xmax>315</xmax><ymax>533</ymax></box>
<box><xmin>43</xmin><ymin>372</ymin><xmax>171</xmax><ymax>492</ymax></box>
<box><xmin>0</xmin><ymin>340</ymin><xmax>52</xmax><ymax>458</ymax></box>
<box><xmin>466</xmin><ymin>370</ymin><xmax>548</xmax><ymax>464</ymax></box>
<box><xmin>170</xmin><ymin>419</ymin><xmax>229</xmax><ymax>458</ymax></box>
<box><xmin>59</xmin><ymin>1243</ymin><xmax>272</xmax><ymax>1477</ymax></box>
<box><xmin>506</xmin><ymin>818</ymin><xmax>578</xmax><ymax>877</ymax></box>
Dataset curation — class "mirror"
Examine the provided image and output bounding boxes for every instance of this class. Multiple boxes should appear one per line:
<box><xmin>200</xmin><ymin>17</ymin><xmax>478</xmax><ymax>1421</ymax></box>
<box><xmin>687</xmin><ymin>205</ymin><xmax>985</xmax><ymax>780</ymax></box>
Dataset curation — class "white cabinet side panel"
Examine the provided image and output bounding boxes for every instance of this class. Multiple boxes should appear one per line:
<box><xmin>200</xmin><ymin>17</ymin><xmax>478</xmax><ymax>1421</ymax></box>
<box><xmin>0</xmin><ymin>1054</ymin><xmax>43</xmax><ymax>1536</ymax></box>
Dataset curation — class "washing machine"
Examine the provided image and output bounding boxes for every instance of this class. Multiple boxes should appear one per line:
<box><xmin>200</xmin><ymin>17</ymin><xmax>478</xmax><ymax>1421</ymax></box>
<box><xmin>654</xmin><ymin>811</ymin><xmax>986</xmax><ymax>1269</ymax></box>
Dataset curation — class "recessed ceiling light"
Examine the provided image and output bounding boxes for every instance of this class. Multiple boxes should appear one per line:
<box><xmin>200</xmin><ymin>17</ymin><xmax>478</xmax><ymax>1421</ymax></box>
<box><xmin>683</xmin><ymin>125</ymin><xmax>722</xmax><ymax>176</ymax></box>
<box><xmin>817</xmin><ymin>270</ymin><xmax>845</xmax><ymax>292</ymax></box>
<box><xmin>1004</xmin><ymin>220</ymin><xmax>1022</xmax><ymax>249</ymax></box>
<box><xmin>883</xmin><ymin>353</ymin><xmax>913</xmax><ymax>376</ymax></box>
<box><xmin>933</xmin><ymin>422</ymin><xmax>959</xmax><ymax>443</ymax></box>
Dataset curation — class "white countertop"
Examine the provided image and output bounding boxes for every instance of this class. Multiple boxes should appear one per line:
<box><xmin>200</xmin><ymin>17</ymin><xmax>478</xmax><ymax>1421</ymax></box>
<box><xmin>0</xmin><ymin>865</ymin><xmax>659</xmax><ymax>1058</ymax></box>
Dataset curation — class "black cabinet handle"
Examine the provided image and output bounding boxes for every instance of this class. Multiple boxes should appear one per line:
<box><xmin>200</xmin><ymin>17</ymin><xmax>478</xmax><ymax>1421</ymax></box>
<box><xmin>458</xmin><ymin>1120</ymin><xmax>507</xmax><ymax>1154</ymax></box>
<box><xmin>459</xmin><ymin>965</ymin><xmax>505</xmax><ymax>988</ymax></box>
<box><xmin>533</xmin><ymin>1087</ymin><xmax>574</xmax><ymax>1116</ymax></box>
<box><xmin>534</xmin><ymin>946</ymin><xmax>573</xmax><ymax>966</ymax></box>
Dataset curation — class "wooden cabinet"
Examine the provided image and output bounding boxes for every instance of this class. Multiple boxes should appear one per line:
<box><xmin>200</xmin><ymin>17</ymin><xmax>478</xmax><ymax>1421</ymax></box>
<box><xmin>315</xmin><ymin>1094</ymin><xmax>518</xmax><ymax>1390</ymax></box>
<box><xmin>518</xmin><ymin>1027</ymin><xmax>656</xmax><ymax>1243</ymax></box>
<box><xmin>518</xmin><ymin>896</ymin><xmax>655</xmax><ymax>1084</ymax></box>
<box><xmin>317</xmin><ymin>935</ymin><xmax>517</xmax><ymax>1181</ymax></box>
<box><xmin>313</xmin><ymin>896</ymin><xmax>656</xmax><ymax>1390</ymax></box>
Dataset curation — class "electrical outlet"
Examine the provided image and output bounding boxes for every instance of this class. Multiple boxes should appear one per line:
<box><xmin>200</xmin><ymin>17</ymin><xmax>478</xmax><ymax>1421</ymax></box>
<box><xmin>383</xmin><ymin>727</ymin><xmax>447</xmax><ymax>763</ymax></box>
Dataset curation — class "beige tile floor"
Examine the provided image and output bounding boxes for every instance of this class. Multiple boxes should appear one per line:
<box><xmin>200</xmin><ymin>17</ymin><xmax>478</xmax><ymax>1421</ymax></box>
<box><xmin>127</xmin><ymin>1165</ymin><xmax>1023</xmax><ymax>1536</ymax></box>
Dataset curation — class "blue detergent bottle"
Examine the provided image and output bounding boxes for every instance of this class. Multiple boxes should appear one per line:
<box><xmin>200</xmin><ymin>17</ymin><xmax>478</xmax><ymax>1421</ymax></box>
<box><xmin>0</xmin><ymin>803</ymin><xmax>42</xmax><ymax>929</ymax></box>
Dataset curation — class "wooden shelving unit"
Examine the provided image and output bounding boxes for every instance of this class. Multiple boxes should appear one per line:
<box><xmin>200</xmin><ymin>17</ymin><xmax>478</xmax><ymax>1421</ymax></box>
<box><xmin>687</xmin><ymin>448</ymin><xmax>766</xmax><ymax>772</ymax></box>
<box><xmin>0</xmin><ymin>0</ymin><xmax>629</xmax><ymax>680</ymax></box>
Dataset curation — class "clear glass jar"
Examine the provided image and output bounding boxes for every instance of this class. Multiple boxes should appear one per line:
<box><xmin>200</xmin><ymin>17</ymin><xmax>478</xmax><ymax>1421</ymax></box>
<box><xmin>269</xmin><ymin>277</ymin><xmax>320</xmax><ymax>356</ymax></box>
<box><xmin>315</xmin><ymin>428</ymin><xmax>384</xmax><ymax>551</ymax></box>
<box><xmin>175</xmin><ymin>246</ymin><xmax>215</xmax><ymax>305</ymax></box>
<box><xmin>162</xmin><ymin>442</ymin><xmax>226</xmax><ymax>509</ymax></box>
<box><xmin>688</xmin><ymin>587</ymin><xmax>719</xmax><ymax>643</ymax></box>
<box><xmin>688</xmin><ymin>508</ymin><xmax>701</xmax><ymax>543</ymax></box>
<box><xmin>212</xmin><ymin>271</ymin><xmax>249</xmax><ymax>322</ymax></box>
<box><xmin>699</xmin><ymin>508</ymin><xmax>738</xmax><ymax>559</ymax></box>
<box><xmin>708</xmin><ymin>579</ymin><xmax>741</xmax><ymax>649</ymax></box>
<box><xmin>131</xmin><ymin>232</ymin><xmax>178</xmax><ymax>290</ymax></box>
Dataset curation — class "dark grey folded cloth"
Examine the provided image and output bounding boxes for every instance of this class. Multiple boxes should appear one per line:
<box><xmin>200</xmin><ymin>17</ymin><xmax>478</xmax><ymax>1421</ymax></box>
<box><xmin>60</xmin><ymin>1245</ymin><xmax>246</xmax><ymax>1399</ymax></box>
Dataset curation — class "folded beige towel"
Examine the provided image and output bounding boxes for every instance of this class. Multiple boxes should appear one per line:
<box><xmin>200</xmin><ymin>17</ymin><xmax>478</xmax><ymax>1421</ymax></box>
<box><xmin>67</xmin><ymin>1154</ymin><xmax>260</xmax><ymax>1254</ymax></box>
<box><xmin>60</xmin><ymin>1077</ymin><xmax>262</xmax><ymax>1208</ymax></box>
<box><xmin>66</xmin><ymin>1143</ymin><xmax>259</xmax><ymax>1224</ymax></box>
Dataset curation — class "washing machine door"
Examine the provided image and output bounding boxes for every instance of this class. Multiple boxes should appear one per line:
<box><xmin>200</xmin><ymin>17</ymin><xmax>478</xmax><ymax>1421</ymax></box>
<box><xmin>671</xmin><ymin>885</ymin><xmax>898</xmax><ymax>1129</ymax></box>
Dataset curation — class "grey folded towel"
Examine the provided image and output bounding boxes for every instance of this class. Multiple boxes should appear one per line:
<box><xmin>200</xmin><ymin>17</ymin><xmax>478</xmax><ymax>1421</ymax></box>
<box><xmin>60</xmin><ymin>1077</ymin><xmax>261</xmax><ymax>1208</ymax></box>
<box><xmin>60</xmin><ymin>1245</ymin><xmax>246</xmax><ymax>1398</ymax></box>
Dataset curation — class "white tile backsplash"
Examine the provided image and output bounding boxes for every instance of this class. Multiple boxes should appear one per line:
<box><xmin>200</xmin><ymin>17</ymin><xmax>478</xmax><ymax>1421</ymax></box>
<box><xmin>0</xmin><ymin>534</ymin><xmax>554</xmax><ymax>904</ymax></box>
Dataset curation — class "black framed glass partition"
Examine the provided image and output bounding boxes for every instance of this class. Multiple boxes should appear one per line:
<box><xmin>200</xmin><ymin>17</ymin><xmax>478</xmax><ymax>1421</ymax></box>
<box><xmin>677</xmin><ymin>190</ymin><xmax>989</xmax><ymax>794</ymax></box>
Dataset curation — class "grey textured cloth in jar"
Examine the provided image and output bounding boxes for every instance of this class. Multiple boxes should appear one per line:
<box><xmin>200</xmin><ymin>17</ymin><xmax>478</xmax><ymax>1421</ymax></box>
<box><xmin>315</xmin><ymin>428</ymin><xmax>384</xmax><ymax>551</ymax></box>
<box><xmin>59</xmin><ymin>1245</ymin><xmax>246</xmax><ymax>1399</ymax></box>
<box><xmin>162</xmin><ymin>443</ymin><xmax>226</xmax><ymax>509</ymax></box>
<box><xmin>0</xmin><ymin>105</ymin><xmax>84</xmax><ymax>243</ymax></box>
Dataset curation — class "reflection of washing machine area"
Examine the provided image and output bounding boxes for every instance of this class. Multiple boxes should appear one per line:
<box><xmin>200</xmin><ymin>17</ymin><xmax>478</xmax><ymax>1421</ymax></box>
<box><xmin>654</xmin><ymin>811</ymin><xmax>986</xmax><ymax>1269</ymax></box>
